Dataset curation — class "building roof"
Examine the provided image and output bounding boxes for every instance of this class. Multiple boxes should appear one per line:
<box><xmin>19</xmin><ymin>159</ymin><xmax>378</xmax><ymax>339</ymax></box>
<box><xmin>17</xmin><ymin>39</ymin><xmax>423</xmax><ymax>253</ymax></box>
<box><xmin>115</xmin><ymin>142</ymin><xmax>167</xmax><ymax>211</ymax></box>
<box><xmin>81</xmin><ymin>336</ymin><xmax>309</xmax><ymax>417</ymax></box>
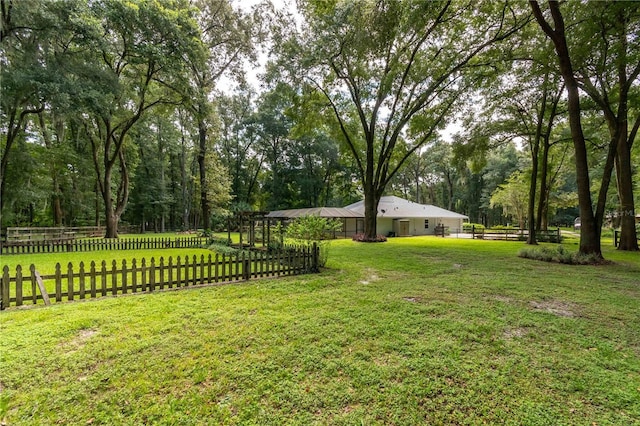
<box><xmin>266</xmin><ymin>207</ymin><xmax>364</xmax><ymax>219</ymax></box>
<box><xmin>344</xmin><ymin>195</ymin><xmax>469</xmax><ymax>219</ymax></box>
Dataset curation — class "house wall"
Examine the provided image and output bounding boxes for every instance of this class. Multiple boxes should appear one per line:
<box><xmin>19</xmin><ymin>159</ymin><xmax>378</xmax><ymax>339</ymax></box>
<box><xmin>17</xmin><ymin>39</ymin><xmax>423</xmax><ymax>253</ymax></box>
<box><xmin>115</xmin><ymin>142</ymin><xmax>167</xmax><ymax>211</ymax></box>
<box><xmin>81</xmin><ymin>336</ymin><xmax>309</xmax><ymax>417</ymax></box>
<box><xmin>379</xmin><ymin>217</ymin><xmax>465</xmax><ymax>236</ymax></box>
<box><xmin>376</xmin><ymin>218</ymin><xmax>395</xmax><ymax>236</ymax></box>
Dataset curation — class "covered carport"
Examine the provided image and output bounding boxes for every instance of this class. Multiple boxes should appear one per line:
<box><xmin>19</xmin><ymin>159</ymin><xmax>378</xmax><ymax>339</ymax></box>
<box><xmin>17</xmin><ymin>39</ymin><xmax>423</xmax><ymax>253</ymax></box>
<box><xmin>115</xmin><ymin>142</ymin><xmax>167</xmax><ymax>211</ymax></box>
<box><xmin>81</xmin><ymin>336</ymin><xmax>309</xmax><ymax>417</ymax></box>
<box><xmin>266</xmin><ymin>207</ymin><xmax>365</xmax><ymax>239</ymax></box>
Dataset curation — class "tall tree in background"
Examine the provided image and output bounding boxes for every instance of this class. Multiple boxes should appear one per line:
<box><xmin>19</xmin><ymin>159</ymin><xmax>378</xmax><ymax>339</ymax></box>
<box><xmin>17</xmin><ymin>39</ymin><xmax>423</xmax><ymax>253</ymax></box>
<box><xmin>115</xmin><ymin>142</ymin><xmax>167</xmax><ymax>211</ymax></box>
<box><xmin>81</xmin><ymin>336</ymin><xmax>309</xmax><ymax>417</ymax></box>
<box><xmin>530</xmin><ymin>1</ymin><xmax>639</xmax><ymax>255</ymax></box>
<box><xmin>217</xmin><ymin>89</ymin><xmax>263</xmax><ymax>206</ymax></box>
<box><xmin>84</xmin><ymin>1</ymin><xmax>201</xmax><ymax>237</ymax></box>
<box><xmin>575</xmin><ymin>2</ymin><xmax>639</xmax><ymax>251</ymax></box>
<box><xmin>530</xmin><ymin>0</ymin><xmax>602</xmax><ymax>257</ymax></box>
<box><xmin>188</xmin><ymin>0</ymin><xmax>257</xmax><ymax>230</ymax></box>
<box><xmin>250</xmin><ymin>83</ymin><xmax>295</xmax><ymax>210</ymax></box>
<box><xmin>0</xmin><ymin>0</ymin><xmax>49</xmax><ymax>225</ymax></box>
<box><xmin>280</xmin><ymin>1</ymin><xmax>530</xmax><ymax>240</ymax></box>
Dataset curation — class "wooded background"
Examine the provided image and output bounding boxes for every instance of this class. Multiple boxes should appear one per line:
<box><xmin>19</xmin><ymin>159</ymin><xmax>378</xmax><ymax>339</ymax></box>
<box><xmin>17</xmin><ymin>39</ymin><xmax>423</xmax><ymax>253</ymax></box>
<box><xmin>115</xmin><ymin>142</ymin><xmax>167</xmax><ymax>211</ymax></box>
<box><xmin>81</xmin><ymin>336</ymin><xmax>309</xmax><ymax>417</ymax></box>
<box><xmin>1</xmin><ymin>1</ymin><xmax>638</xmax><ymax>252</ymax></box>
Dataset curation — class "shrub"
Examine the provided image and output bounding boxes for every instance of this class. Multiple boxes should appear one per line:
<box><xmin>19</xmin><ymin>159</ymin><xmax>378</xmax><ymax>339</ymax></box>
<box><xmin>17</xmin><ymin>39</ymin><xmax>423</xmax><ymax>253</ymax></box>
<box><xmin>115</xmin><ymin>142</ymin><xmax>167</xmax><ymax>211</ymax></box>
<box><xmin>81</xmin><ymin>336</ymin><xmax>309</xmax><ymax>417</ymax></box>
<box><xmin>207</xmin><ymin>243</ymin><xmax>242</xmax><ymax>256</ymax></box>
<box><xmin>491</xmin><ymin>225</ymin><xmax>519</xmax><ymax>230</ymax></box>
<box><xmin>209</xmin><ymin>236</ymin><xmax>231</xmax><ymax>246</ymax></box>
<box><xmin>463</xmin><ymin>223</ymin><xmax>485</xmax><ymax>232</ymax></box>
<box><xmin>285</xmin><ymin>216</ymin><xmax>342</xmax><ymax>268</ymax></box>
<box><xmin>518</xmin><ymin>245</ymin><xmax>604</xmax><ymax>265</ymax></box>
<box><xmin>351</xmin><ymin>233</ymin><xmax>388</xmax><ymax>242</ymax></box>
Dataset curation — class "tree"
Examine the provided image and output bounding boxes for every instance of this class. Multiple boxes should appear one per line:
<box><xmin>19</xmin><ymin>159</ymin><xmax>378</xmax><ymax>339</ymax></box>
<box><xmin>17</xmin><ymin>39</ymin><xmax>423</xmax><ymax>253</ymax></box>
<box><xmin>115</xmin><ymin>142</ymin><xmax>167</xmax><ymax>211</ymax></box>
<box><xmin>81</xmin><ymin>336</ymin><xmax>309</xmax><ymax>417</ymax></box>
<box><xmin>187</xmin><ymin>0</ymin><xmax>257</xmax><ymax>230</ymax></box>
<box><xmin>530</xmin><ymin>1</ymin><xmax>640</xmax><ymax>256</ymax></box>
<box><xmin>202</xmin><ymin>150</ymin><xmax>233</xmax><ymax>224</ymax></box>
<box><xmin>216</xmin><ymin>89</ymin><xmax>263</xmax><ymax>207</ymax></box>
<box><xmin>0</xmin><ymin>0</ymin><xmax>50</xmax><ymax>225</ymax></box>
<box><xmin>249</xmin><ymin>83</ymin><xmax>295</xmax><ymax>210</ymax></box>
<box><xmin>574</xmin><ymin>2</ymin><xmax>639</xmax><ymax>251</ymax></box>
<box><xmin>279</xmin><ymin>1</ymin><xmax>530</xmax><ymax>240</ymax></box>
<box><xmin>62</xmin><ymin>0</ymin><xmax>203</xmax><ymax>237</ymax></box>
<box><xmin>490</xmin><ymin>171</ymin><xmax>530</xmax><ymax>229</ymax></box>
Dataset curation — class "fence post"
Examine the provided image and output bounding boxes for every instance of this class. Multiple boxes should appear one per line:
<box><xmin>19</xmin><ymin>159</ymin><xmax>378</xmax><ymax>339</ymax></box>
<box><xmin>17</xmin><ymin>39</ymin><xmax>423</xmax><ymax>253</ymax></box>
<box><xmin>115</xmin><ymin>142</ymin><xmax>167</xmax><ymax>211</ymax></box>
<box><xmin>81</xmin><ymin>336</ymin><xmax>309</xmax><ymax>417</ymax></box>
<box><xmin>149</xmin><ymin>258</ymin><xmax>156</xmax><ymax>292</ymax></box>
<box><xmin>1</xmin><ymin>265</ymin><xmax>10</xmax><ymax>310</ymax></box>
<box><xmin>55</xmin><ymin>263</ymin><xmax>62</xmax><ymax>302</ymax></box>
<box><xmin>242</xmin><ymin>252</ymin><xmax>250</xmax><ymax>281</ymax></box>
<box><xmin>614</xmin><ymin>230</ymin><xmax>618</xmax><ymax>247</ymax></box>
<box><xmin>312</xmin><ymin>242</ymin><xmax>319</xmax><ymax>272</ymax></box>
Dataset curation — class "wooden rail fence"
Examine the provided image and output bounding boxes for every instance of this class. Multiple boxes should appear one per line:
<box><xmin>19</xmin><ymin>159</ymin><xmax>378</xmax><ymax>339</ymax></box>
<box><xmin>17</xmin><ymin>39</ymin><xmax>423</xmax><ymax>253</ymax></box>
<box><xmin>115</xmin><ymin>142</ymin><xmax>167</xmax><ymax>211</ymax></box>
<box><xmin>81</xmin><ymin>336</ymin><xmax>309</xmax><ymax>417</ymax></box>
<box><xmin>613</xmin><ymin>230</ymin><xmax>640</xmax><ymax>247</ymax></box>
<box><xmin>471</xmin><ymin>226</ymin><xmax>561</xmax><ymax>243</ymax></box>
<box><xmin>0</xmin><ymin>237</ymin><xmax>208</xmax><ymax>255</ymax></box>
<box><xmin>0</xmin><ymin>245</ymin><xmax>319</xmax><ymax>310</ymax></box>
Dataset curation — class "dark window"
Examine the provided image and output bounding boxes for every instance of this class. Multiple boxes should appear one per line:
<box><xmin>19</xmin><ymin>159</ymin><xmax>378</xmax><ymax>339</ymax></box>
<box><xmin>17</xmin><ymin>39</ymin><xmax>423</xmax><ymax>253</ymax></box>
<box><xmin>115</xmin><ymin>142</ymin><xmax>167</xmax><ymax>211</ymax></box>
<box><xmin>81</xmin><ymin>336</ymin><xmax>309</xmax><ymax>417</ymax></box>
<box><xmin>424</xmin><ymin>219</ymin><xmax>429</xmax><ymax>229</ymax></box>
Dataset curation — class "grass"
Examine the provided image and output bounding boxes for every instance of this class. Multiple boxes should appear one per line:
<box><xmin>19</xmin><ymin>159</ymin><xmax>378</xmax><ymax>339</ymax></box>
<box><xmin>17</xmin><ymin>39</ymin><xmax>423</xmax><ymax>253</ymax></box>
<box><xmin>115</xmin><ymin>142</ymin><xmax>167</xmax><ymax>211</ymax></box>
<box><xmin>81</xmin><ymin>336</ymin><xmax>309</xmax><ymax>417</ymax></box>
<box><xmin>1</xmin><ymin>237</ymin><xmax>639</xmax><ymax>424</ymax></box>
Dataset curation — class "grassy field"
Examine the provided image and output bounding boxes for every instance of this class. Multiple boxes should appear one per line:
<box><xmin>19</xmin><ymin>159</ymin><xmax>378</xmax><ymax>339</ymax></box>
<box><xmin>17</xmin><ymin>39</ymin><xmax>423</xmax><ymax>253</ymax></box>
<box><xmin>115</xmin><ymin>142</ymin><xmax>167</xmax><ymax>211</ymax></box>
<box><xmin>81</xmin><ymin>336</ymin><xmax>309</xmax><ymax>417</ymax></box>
<box><xmin>1</xmin><ymin>237</ymin><xmax>639</xmax><ymax>425</ymax></box>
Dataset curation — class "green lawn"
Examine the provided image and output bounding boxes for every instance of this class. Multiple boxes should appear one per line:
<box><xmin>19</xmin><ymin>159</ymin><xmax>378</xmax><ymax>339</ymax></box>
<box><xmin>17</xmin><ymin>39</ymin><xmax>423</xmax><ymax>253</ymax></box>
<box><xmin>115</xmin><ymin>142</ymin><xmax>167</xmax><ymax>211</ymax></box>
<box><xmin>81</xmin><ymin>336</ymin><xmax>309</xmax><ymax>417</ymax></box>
<box><xmin>1</xmin><ymin>237</ymin><xmax>639</xmax><ymax>425</ymax></box>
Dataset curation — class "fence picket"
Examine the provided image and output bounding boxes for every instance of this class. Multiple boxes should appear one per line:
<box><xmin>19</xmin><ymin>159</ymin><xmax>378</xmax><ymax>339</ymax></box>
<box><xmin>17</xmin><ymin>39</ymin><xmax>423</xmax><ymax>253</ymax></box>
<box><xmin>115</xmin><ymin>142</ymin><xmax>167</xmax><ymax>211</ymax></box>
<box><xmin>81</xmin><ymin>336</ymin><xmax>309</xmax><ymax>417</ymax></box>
<box><xmin>215</xmin><ymin>254</ymin><xmax>219</xmax><ymax>283</ymax></box>
<box><xmin>55</xmin><ymin>263</ymin><xmax>62</xmax><ymax>302</ymax></box>
<box><xmin>16</xmin><ymin>265</ymin><xmax>23</xmax><ymax>306</ymax></box>
<box><xmin>176</xmin><ymin>257</ymin><xmax>181</xmax><ymax>287</ymax></box>
<box><xmin>200</xmin><ymin>255</ymin><xmax>205</xmax><ymax>285</ymax></box>
<box><xmin>30</xmin><ymin>265</ymin><xmax>37</xmax><ymax>304</ymax></box>
<box><xmin>221</xmin><ymin>254</ymin><xmax>226</xmax><ymax>281</ymax></box>
<box><xmin>159</xmin><ymin>257</ymin><xmax>165</xmax><ymax>290</ymax></box>
<box><xmin>111</xmin><ymin>260</ymin><xmax>117</xmax><ymax>296</ymax></box>
<box><xmin>184</xmin><ymin>256</ymin><xmax>190</xmax><ymax>286</ymax></box>
<box><xmin>100</xmin><ymin>261</ymin><xmax>107</xmax><ymax>296</ymax></box>
<box><xmin>2</xmin><ymin>266</ymin><xmax>10</xmax><ymax>310</ymax></box>
<box><xmin>90</xmin><ymin>262</ymin><xmax>97</xmax><ymax>298</ymax></box>
<box><xmin>150</xmin><ymin>258</ymin><xmax>156</xmax><ymax>292</ymax></box>
<box><xmin>141</xmin><ymin>259</ymin><xmax>147</xmax><ymax>292</ymax></box>
<box><xmin>131</xmin><ymin>259</ymin><xmax>138</xmax><ymax>292</ymax></box>
<box><xmin>121</xmin><ymin>260</ymin><xmax>127</xmax><ymax>294</ymax></box>
<box><xmin>192</xmin><ymin>255</ymin><xmax>197</xmax><ymax>286</ymax></box>
<box><xmin>68</xmin><ymin>263</ymin><xmax>74</xmax><ymax>301</ymax></box>
<box><xmin>79</xmin><ymin>262</ymin><xmax>86</xmax><ymax>299</ymax></box>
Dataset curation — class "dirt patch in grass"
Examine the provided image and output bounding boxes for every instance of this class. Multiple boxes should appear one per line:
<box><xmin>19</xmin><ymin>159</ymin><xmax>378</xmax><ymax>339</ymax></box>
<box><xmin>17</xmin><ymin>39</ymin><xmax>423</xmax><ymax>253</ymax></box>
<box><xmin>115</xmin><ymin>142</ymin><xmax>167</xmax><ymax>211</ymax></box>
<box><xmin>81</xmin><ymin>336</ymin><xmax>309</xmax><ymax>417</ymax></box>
<box><xmin>60</xmin><ymin>328</ymin><xmax>99</xmax><ymax>354</ymax></box>
<box><xmin>359</xmin><ymin>268</ymin><xmax>380</xmax><ymax>285</ymax></box>
<box><xmin>490</xmin><ymin>295</ymin><xmax>515</xmax><ymax>304</ymax></box>
<box><xmin>503</xmin><ymin>327</ymin><xmax>529</xmax><ymax>339</ymax></box>
<box><xmin>529</xmin><ymin>300</ymin><xmax>578</xmax><ymax>318</ymax></box>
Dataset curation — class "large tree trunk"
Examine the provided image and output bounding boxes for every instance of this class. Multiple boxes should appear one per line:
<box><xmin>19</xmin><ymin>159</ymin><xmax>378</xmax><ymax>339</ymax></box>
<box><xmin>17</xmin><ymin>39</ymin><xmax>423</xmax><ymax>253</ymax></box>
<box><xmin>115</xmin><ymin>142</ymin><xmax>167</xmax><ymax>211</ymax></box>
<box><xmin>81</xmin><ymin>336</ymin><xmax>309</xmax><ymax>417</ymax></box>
<box><xmin>198</xmin><ymin>119</ymin><xmax>210</xmax><ymax>230</ymax></box>
<box><xmin>536</xmin><ymin>138</ymin><xmax>550</xmax><ymax>232</ymax></box>
<box><xmin>103</xmin><ymin>175</ymin><xmax>119</xmax><ymax>238</ymax></box>
<box><xmin>616</xmin><ymin>130</ymin><xmax>639</xmax><ymax>251</ymax></box>
<box><xmin>363</xmin><ymin>188</ymin><xmax>380</xmax><ymax>240</ymax></box>
<box><xmin>105</xmin><ymin>209</ymin><xmax>120</xmax><ymax>239</ymax></box>
<box><xmin>445</xmin><ymin>171</ymin><xmax>454</xmax><ymax>211</ymax></box>
<box><xmin>526</xmin><ymin>149</ymin><xmax>538</xmax><ymax>245</ymax></box>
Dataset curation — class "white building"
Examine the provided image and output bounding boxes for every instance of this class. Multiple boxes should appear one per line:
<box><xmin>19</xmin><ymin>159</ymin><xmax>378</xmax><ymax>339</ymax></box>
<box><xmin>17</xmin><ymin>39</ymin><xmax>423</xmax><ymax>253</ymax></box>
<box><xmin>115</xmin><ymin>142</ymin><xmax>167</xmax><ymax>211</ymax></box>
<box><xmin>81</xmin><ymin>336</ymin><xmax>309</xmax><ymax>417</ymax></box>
<box><xmin>267</xmin><ymin>196</ymin><xmax>468</xmax><ymax>237</ymax></box>
<box><xmin>344</xmin><ymin>195</ymin><xmax>468</xmax><ymax>236</ymax></box>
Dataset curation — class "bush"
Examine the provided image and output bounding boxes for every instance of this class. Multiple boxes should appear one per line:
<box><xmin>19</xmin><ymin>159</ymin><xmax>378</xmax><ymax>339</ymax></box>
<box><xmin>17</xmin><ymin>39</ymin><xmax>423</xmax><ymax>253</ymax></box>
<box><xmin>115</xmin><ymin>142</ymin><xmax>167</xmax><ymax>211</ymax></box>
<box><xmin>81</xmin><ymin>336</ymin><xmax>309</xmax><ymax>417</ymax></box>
<box><xmin>518</xmin><ymin>245</ymin><xmax>604</xmax><ymax>265</ymax></box>
<box><xmin>351</xmin><ymin>233</ymin><xmax>387</xmax><ymax>243</ymax></box>
<box><xmin>463</xmin><ymin>223</ymin><xmax>485</xmax><ymax>232</ymax></box>
<box><xmin>491</xmin><ymin>225</ymin><xmax>519</xmax><ymax>230</ymax></box>
<box><xmin>285</xmin><ymin>216</ymin><xmax>342</xmax><ymax>268</ymax></box>
<box><xmin>207</xmin><ymin>243</ymin><xmax>243</xmax><ymax>256</ymax></box>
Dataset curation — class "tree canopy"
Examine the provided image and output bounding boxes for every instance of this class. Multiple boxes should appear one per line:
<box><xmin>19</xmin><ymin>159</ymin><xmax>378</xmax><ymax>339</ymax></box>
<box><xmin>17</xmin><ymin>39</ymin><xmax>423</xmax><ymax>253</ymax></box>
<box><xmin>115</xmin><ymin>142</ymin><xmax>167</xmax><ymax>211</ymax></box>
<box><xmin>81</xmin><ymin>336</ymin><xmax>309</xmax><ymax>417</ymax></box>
<box><xmin>1</xmin><ymin>0</ymin><xmax>638</xmax><ymax>256</ymax></box>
